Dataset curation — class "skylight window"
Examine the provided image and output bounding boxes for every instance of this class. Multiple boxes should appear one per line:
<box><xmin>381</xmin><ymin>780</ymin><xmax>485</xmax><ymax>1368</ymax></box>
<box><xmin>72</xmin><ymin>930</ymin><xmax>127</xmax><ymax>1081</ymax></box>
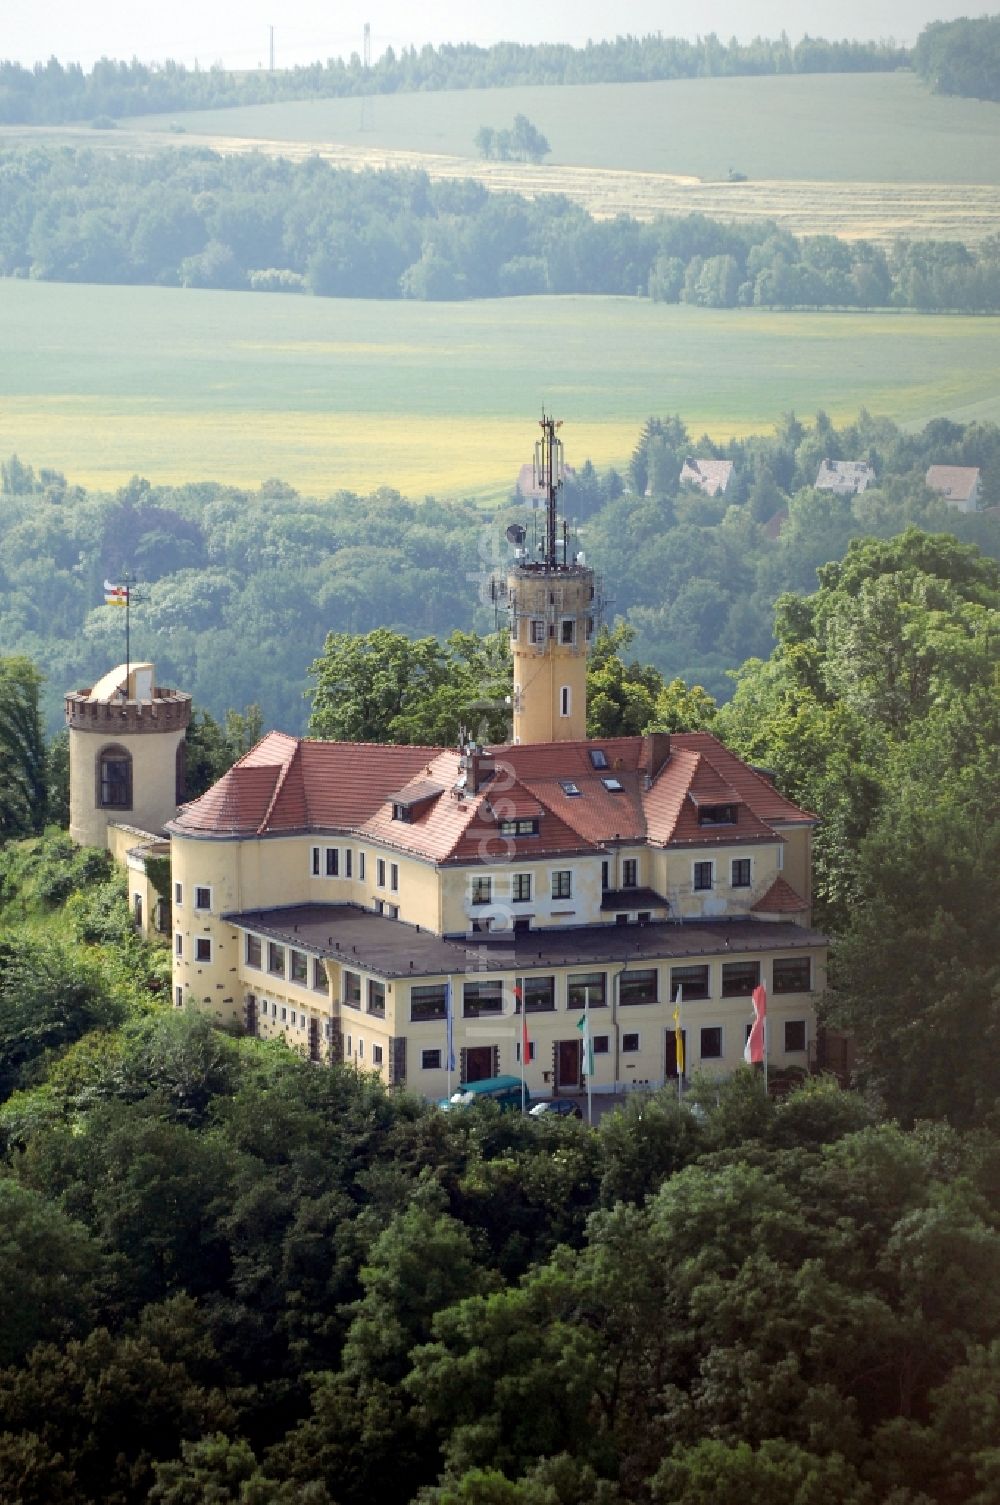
<box><xmin>589</xmin><ymin>749</ymin><xmax>609</xmax><ymax>769</ymax></box>
<box><xmin>602</xmin><ymin>777</ymin><xmax>624</xmax><ymax>793</ymax></box>
<box><xmin>559</xmin><ymin>780</ymin><xmax>582</xmax><ymax>796</ymax></box>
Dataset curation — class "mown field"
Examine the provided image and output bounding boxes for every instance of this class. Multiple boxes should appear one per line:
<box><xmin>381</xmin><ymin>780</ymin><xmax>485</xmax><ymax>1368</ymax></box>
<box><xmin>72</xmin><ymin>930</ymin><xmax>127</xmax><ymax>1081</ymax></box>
<box><xmin>3</xmin><ymin>279</ymin><xmax>999</xmax><ymax>499</ymax></box>
<box><xmin>132</xmin><ymin>73</ymin><xmax>1000</xmax><ymax>185</ymax></box>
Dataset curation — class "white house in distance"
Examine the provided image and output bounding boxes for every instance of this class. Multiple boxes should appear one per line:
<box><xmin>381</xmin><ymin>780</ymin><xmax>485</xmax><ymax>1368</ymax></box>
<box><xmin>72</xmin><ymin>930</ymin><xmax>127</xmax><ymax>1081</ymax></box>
<box><xmin>815</xmin><ymin>459</ymin><xmax>875</xmax><ymax>495</ymax></box>
<box><xmin>925</xmin><ymin>465</ymin><xmax>981</xmax><ymax>512</ymax></box>
<box><xmin>679</xmin><ymin>458</ymin><xmax>733</xmax><ymax>496</ymax></box>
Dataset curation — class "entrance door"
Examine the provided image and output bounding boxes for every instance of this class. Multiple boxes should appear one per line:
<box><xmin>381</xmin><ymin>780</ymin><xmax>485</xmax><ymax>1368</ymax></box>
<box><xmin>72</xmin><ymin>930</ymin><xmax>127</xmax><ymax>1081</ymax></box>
<box><xmin>464</xmin><ymin>1044</ymin><xmax>495</xmax><ymax>1083</ymax></box>
<box><xmin>666</xmin><ymin>1028</ymin><xmax>687</xmax><ymax>1080</ymax></box>
<box><xmin>556</xmin><ymin>1038</ymin><xmax>582</xmax><ymax>1092</ymax></box>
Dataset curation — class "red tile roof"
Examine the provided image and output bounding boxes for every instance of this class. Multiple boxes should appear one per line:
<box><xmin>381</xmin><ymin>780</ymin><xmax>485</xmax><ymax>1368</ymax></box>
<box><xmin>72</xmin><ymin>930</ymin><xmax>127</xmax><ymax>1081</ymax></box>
<box><xmin>751</xmin><ymin>877</ymin><xmax>810</xmax><ymax>914</ymax></box>
<box><xmin>170</xmin><ymin>730</ymin><xmax>815</xmax><ymax>863</ymax></box>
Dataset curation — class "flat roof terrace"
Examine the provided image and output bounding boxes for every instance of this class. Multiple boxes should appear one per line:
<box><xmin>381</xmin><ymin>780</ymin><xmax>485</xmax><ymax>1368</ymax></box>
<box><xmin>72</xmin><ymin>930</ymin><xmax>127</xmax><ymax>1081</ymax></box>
<box><xmin>222</xmin><ymin>903</ymin><xmax>826</xmax><ymax>980</ymax></box>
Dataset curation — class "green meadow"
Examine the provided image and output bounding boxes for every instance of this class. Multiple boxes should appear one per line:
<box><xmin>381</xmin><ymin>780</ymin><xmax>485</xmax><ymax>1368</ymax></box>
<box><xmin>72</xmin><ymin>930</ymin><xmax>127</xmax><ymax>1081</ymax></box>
<box><xmin>134</xmin><ymin>72</ymin><xmax>1000</xmax><ymax>186</ymax></box>
<box><xmin>2</xmin><ymin>279</ymin><xmax>999</xmax><ymax>499</ymax></box>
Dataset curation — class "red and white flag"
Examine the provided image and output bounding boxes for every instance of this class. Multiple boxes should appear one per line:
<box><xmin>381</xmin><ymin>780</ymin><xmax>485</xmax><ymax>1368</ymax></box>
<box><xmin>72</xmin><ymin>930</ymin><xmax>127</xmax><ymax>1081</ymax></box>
<box><xmin>744</xmin><ymin>983</ymin><xmax>767</xmax><ymax>1065</ymax></box>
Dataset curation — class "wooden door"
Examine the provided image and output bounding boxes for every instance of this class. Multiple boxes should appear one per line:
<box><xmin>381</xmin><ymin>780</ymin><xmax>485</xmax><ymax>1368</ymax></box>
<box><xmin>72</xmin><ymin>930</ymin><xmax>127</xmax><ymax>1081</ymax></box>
<box><xmin>464</xmin><ymin>1044</ymin><xmax>495</xmax><ymax>1083</ymax></box>
<box><xmin>556</xmin><ymin>1038</ymin><xmax>581</xmax><ymax>1091</ymax></box>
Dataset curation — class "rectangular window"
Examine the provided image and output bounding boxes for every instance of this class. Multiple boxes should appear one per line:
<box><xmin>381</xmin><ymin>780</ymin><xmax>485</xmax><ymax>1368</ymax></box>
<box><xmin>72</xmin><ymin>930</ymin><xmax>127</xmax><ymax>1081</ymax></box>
<box><xmin>622</xmin><ymin>1032</ymin><xmax>640</xmax><ymax>1053</ymax></box>
<box><xmin>773</xmin><ymin>957</ymin><xmax>812</xmax><ymax>994</ymax></box>
<box><xmin>589</xmin><ymin>748</ymin><xmax>609</xmax><ymax>769</ymax></box>
<box><xmin>268</xmin><ymin>942</ymin><xmax>285</xmax><ymax>977</ymax></box>
<box><xmin>471</xmin><ymin>876</ymin><xmax>492</xmax><ymax>906</ymax></box>
<box><xmin>313</xmin><ymin>958</ymin><xmax>328</xmax><ymax>992</ymax></box>
<box><xmin>499</xmin><ymin>818</ymin><xmax>539</xmax><ymax>836</ymax></box>
<box><xmin>422</xmin><ymin>1048</ymin><xmax>442</xmax><ymax>1070</ymax></box>
<box><xmin>173</xmin><ymin>882</ymin><xmax>183</xmax><ymax>905</ymax></box>
<box><xmin>699</xmin><ymin>804</ymin><xmax>738</xmax><ymax>826</ymax></box>
<box><xmin>785</xmin><ymin>1020</ymin><xmax>807</xmax><ymax>1053</ymax></box>
<box><xmin>516</xmin><ymin>1040</ymin><xmax>536</xmax><ymax>1063</ymax></box>
<box><xmin>559</xmin><ymin>780</ymin><xmax>581</xmax><ymax>796</ymax></box>
<box><xmin>530</xmin><ymin>619</ymin><xmax>545</xmax><ymax>644</ymax></box>
<box><xmin>175</xmin><ymin>933</ymin><xmax>183</xmax><ymax>957</ymax></box>
<box><xmin>344</xmin><ymin>849</ymin><xmax>353</xmax><ymax>878</ymax></box>
<box><xmin>463</xmin><ymin>979</ymin><xmax>503</xmax><ymax>1017</ymax></box>
<box><xmin>586</xmin><ymin>616</ymin><xmax>594</xmax><ymax>639</ymax></box>
<box><xmin>410</xmin><ymin>983</ymin><xmax>448</xmax><ymax>1022</ymax></box>
<box><xmin>620</xmin><ymin>968</ymin><xmax>658</xmax><ymax>1006</ymax></box>
<box><xmin>290</xmin><ymin>949</ymin><xmax>308</xmax><ymax>984</ymax></box>
<box><xmin>700</xmin><ymin>1026</ymin><xmax>723</xmax><ymax>1059</ymax></box>
<box><xmin>376</xmin><ymin>859</ymin><xmax>386</xmax><ymax>887</ymax></box>
<box><xmin>602</xmin><ymin>777</ymin><xmax>624</xmax><ymax>793</ymax></box>
<box><xmin>195</xmin><ymin>937</ymin><xmax>211</xmax><ymax>963</ymax></box>
<box><xmin>194</xmin><ymin>886</ymin><xmax>211</xmax><ymax>911</ymax></box>
<box><xmin>721</xmin><ymin>960</ymin><xmax>761</xmax><ymax>997</ymax></box>
<box><xmin>390</xmin><ymin>863</ymin><xmax>399</xmax><ymax>893</ymax></box>
<box><xmin>616</xmin><ymin>913</ymin><xmax>629</xmax><ymax>926</ymax></box>
<box><xmin>622</xmin><ymin>858</ymin><xmax>638</xmax><ymax>888</ymax></box>
<box><xmin>326</xmin><ymin>847</ymin><xmax>339</xmax><ymax>877</ymax></box>
<box><xmin>731</xmin><ymin>859</ymin><xmax>752</xmax><ymax>888</ymax></box>
<box><xmin>593</xmin><ymin>1034</ymin><xmax>610</xmax><ymax>1054</ymax></box>
<box><xmin>670</xmin><ymin>964</ymin><xmax>710</xmax><ymax>1000</ymax></box>
<box><xmin>392</xmin><ymin>803</ymin><xmax>409</xmax><ymax>823</ymax></box>
<box><xmin>174</xmin><ymin>985</ymin><xmax>183</xmax><ymax>1008</ymax></box>
<box><xmin>568</xmin><ymin>971</ymin><xmax>607</xmax><ymax>1009</ymax></box>
<box><xmin>246</xmin><ymin>934</ymin><xmax>261</xmax><ymax>968</ymax></box>
<box><xmin>343</xmin><ymin>971</ymin><xmax>361</xmax><ymax>1008</ymax></box>
<box><xmin>358</xmin><ymin>1039</ymin><xmax>364</xmax><ymax>1060</ymax></box>
<box><xmin>100</xmin><ymin>755</ymin><xmax>131</xmax><ymax>808</ymax></box>
<box><xmin>693</xmin><ymin>862</ymin><xmax>714</xmax><ymax>891</ymax></box>
<box><xmin>559</xmin><ymin>686</ymin><xmax>571</xmax><ymax>717</ymax></box>
<box><xmin>358</xmin><ymin>852</ymin><xmax>366</xmax><ymax>881</ymax></box>
<box><xmin>516</xmin><ymin>975</ymin><xmax>555</xmax><ymax>1013</ymax></box>
<box><xmin>560</xmin><ymin>618</ymin><xmax>576</xmax><ymax>644</ymax></box>
<box><xmin>385</xmin><ymin>903</ymin><xmax>399</xmax><ymax>920</ymax></box>
<box><xmin>289</xmin><ymin>1011</ymin><xmax>296</xmax><ymax>1027</ymax></box>
<box><xmin>346</xmin><ymin>1034</ymin><xmax>352</xmax><ymax>1056</ymax></box>
<box><xmin>637</xmin><ymin>911</ymin><xmax>651</xmax><ymax>924</ymax></box>
<box><xmin>601</xmin><ymin>860</ymin><xmax>610</xmax><ymax>890</ymax></box>
<box><xmin>372</xmin><ymin>1044</ymin><xmax>384</xmax><ymax>1066</ymax></box>
<box><xmin>311</xmin><ymin>846</ymin><xmax>320</xmax><ymax>876</ymax></box>
<box><xmin>367</xmin><ymin>980</ymin><xmax>386</xmax><ymax>1018</ymax></box>
<box><xmin>280</xmin><ymin>1006</ymin><xmax>287</xmax><ymax>1022</ymax></box>
<box><xmin>551</xmin><ymin>870</ymin><xmax>572</xmax><ymax>900</ymax></box>
<box><xmin>512</xmin><ymin>872</ymin><xmax>532</xmax><ymax>902</ymax></box>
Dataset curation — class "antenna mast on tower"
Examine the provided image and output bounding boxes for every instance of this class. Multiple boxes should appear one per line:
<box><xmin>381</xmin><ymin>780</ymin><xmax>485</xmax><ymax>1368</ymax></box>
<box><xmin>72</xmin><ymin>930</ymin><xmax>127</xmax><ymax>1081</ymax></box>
<box><xmin>533</xmin><ymin>412</ymin><xmax>564</xmax><ymax>568</ymax></box>
<box><xmin>269</xmin><ymin>25</ymin><xmax>275</xmax><ymax>72</ymax></box>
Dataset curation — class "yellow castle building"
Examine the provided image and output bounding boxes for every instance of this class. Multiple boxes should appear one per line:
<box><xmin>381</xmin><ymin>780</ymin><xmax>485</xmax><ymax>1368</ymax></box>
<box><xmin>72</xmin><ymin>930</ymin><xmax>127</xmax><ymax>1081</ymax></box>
<box><xmin>68</xmin><ymin>418</ymin><xmax>829</xmax><ymax>1099</ymax></box>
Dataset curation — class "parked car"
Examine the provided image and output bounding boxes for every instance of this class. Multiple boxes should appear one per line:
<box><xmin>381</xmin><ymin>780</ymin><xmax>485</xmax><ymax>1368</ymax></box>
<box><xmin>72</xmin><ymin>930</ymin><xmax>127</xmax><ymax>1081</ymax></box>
<box><xmin>438</xmin><ymin>1074</ymin><xmax>530</xmax><ymax>1112</ymax></box>
<box><xmin>529</xmin><ymin>1098</ymin><xmax>582</xmax><ymax>1119</ymax></box>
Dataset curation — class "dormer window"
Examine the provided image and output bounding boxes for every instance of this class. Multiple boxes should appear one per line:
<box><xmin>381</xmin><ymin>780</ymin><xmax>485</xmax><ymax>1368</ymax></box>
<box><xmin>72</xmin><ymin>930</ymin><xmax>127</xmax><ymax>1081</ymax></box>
<box><xmin>602</xmin><ymin>776</ymin><xmax>624</xmax><ymax>793</ymax></box>
<box><xmin>589</xmin><ymin>749</ymin><xmax>609</xmax><ymax>769</ymax></box>
<box><xmin>698</xmin><ymin>804</ymin><xmax>738</xmax><ymax>826</ymax></box>
<box><xmin>499</xmin><ymin>818</ymin><xmax>539</xmax><ymax>836</ymax></box>
<box><xmin>392</xmin><ymin>802</ymin><xmax>410</xmax><ymax>822</ymax></box>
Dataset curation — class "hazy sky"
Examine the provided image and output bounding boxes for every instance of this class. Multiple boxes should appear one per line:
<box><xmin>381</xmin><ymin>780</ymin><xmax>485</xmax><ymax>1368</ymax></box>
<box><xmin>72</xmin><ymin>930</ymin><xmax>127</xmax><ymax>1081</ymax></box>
<box><xmin>3</xmin><ymin>2</ymin><xmax>980</xmax><ymax>71</ymax></box>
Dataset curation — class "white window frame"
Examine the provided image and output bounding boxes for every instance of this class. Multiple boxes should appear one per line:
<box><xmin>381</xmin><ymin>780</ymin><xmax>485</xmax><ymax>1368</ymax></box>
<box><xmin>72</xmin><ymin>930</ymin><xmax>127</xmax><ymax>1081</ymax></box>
<box><xmin>784</xmin><ymin>1019</ymin><xmax>809</xmax><ymax>1054</ymax></box>
<box><xmin>358</xmin><ymin>852</ymin><xmax>366</xmax><ymax>881</ymax></box>
<box><xmin>621</xmin><ymin>1031</ymin><xmax>640</xmax><ymax>1054</ymax></box>
<box><xmin>390</xmin><ymin>862</ymin><xmax>399</xmax><ymax>893</ymax></box>
<box><xmin>372</xmin><ymin>1043</ymin><xmax>384</xmax><ymax>1066</ymax></box>
<box><xmin>173</xmin><ymin>881</ymin><xmax>183</xmax><ymax>906</ymax></box>
<box><xmin>175</xmin><ymin>933</ymin><xmax>183</xmax><ymax>957</ymax></box>
<box><xmin>692</xmin><ymin>859</ymin><xmax>715</xmax><ymax>892</ymax></box>
<box><xmin>560</xmin><ymin>617</ymin><xmax>576</xmax><ymax>645</ymax></box>
<box><xmin>731</xmin><ymin>857</ymin><xmax>752</xmax><ymax>889</ymax></box>
<box><xmin>311</xmin><ymin>845</ymin><xmax>320</xmax><ymax>876</ymax></box>
<box><xmin>376</xmin><ymin>858</ymin><xmax>386</xmax><ymax>888</ymax></box>
<box><xmin>195</xmin><ymin>936</ymin><xmax>212</xmax><ymax>964</ymax></box>
<box><xmin>551</xmin><ymin>869</ymin><xmax>572</xmax><ymax>900</ymax></box>
<box><xmin>529</xmin><ymin>618</ymin><xmax>545</xmax><ymax>644</ymax></box>
<box><xmin>194</xmin><ymin>885</ymin><xmax>212</xmax><ymax>912</ymax></box>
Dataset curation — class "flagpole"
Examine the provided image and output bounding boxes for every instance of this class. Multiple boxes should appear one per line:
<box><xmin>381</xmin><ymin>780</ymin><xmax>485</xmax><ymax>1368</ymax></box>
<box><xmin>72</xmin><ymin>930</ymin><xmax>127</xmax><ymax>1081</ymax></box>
<box><xmin>678</xmin><ymin>987</ymin><xmax>683</xmax><ymax>1103</ymax></box>
<box><xmin>520</xmin><ymin>983</ymin><xmax>526</xmax><ymax>1114</ymax></box>
<box><xmin>585</xmin><ymin>986</ymin><xmax>592</xmax><ymax>1126</ymax></box>
<box><xmin>445</xmin><ymin>978</ymin><xmax>453</xmax><ymax>1102</ymax></box>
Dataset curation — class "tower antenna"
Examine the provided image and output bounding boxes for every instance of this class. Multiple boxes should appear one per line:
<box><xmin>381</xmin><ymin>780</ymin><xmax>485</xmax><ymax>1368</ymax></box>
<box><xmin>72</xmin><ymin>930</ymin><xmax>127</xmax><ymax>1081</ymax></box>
<box><xmin>269</xmin><ymin>24</ymin><xmax>275</xmax><ymax>72</ymax></box>
<box><xmin>533</xmin><ymin>412</ymin><xmax>564</xmax><ymax>569</ymax></box>
<box><xmin>360</xmin><ymin>23</ymin><xmax>371</xmax><ymax>130</ymax></box>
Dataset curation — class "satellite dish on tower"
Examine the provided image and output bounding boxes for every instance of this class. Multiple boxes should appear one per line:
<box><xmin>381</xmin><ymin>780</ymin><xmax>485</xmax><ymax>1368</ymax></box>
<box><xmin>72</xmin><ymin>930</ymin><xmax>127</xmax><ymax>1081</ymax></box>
<box><xmin>506</xmin><ymin>523</ymin><xmax>526</xmax><ymax>546</ymax></box>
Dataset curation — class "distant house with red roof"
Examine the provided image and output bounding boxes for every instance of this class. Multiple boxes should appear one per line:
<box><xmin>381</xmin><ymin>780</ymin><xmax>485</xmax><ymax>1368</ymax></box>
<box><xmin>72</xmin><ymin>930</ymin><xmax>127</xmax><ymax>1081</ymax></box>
<box><xmin>925</xmin><ymin>465</ymin><xmax>980</xmax><ymax>513</ymax></box>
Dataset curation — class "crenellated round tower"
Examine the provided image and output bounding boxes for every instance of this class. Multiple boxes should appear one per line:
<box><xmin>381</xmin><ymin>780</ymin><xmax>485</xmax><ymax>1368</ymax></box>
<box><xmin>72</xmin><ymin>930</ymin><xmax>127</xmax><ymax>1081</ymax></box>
<box><xmin>65</xmin><ymin>662</ymin><xmax>192</xmax><ymax>849</ymax></box>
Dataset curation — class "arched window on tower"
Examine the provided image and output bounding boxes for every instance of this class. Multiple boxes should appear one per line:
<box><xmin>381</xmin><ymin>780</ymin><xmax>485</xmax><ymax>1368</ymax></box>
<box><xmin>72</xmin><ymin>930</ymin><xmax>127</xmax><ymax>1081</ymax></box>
<box><xmin>97</xmin><ymin>744</ymin><xmax>132</xmax><ymax>810</ymax></box>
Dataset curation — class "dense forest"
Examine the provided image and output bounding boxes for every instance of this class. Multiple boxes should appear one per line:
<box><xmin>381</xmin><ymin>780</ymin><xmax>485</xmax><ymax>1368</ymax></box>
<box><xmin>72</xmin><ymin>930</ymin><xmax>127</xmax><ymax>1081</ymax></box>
<box><xmin>4</xmin><ymin>145</ymin><xmax>1000</xmax><ymax>311</ymax></box>
<box><xmin>0</xmin><ymin>33</ymin><xmax>912</xmax><ymax>125</ymax></box>
<box><xmin>2</xmin><ymin>407</ymin><xmax>997</xmax><ymax>741</ymax></box>
<box><xmin>913</xmin><ymin>14</ymin><xmax>1000</xmax><ymax>102</ymax></box>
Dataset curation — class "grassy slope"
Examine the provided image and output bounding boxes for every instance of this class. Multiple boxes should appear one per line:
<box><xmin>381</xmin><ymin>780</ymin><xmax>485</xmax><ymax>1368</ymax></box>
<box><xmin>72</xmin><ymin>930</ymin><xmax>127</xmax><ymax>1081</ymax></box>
<box><xmin>2</xmin><ymin>279</ymin><xmax>999</xmax><ymax>499</ymax></box>
<box><xmin>130</xmin><ymin>73</ymin><xmax>1000</xmax><ymax>185</ymax></box>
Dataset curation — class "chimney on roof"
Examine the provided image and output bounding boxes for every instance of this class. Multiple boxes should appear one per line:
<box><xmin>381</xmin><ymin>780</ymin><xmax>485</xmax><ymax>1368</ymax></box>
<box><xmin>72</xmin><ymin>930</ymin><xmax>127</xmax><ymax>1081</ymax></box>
<box><xmin>462</xmin><ymin>743</ymin><xmax>495</xmax><ymax>795</ymax></box>
<box><xmin>639</xmin><ymin>732</ymin><xmax>671</xmax><ymax>786</ymax></box>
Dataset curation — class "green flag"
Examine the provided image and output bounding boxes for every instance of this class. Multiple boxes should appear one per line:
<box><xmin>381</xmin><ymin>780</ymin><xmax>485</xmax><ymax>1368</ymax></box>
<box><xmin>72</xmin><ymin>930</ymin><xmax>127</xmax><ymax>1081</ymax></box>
<box><xmin>576</xmin><ymin>1012</ymin><xmax>594</xmax><ymax>1077</ymax></box>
